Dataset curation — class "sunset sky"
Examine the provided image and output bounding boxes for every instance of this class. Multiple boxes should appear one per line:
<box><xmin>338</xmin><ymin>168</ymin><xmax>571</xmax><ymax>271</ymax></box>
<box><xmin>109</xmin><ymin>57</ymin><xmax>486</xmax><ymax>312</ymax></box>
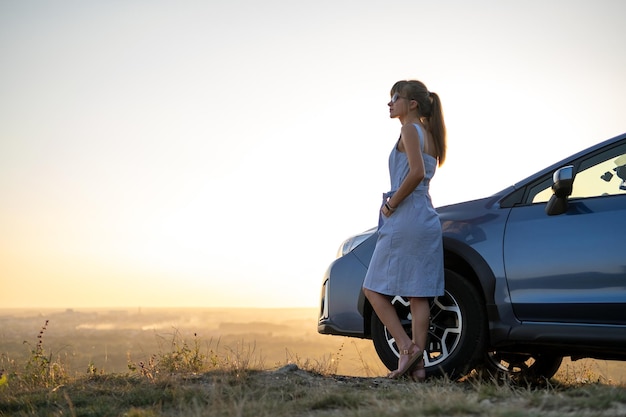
<box><xmin>2</xmin><ymin>0</ymin><xmax>625</xmax><ymax>309</ymax></box>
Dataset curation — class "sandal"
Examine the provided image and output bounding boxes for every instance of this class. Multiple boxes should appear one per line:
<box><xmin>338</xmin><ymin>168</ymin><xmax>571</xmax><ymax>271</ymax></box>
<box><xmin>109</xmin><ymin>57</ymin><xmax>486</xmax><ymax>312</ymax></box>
<box><xmin>387</xmin><ymin>343</ymin><xmax>422</xmax><ymax>379</ymax></box>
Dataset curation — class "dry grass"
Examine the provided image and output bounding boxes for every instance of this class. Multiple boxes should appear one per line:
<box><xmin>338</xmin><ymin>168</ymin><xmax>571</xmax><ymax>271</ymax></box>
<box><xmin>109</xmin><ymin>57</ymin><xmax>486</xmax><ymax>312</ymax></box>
<box><xmin>3</xmin><ymin>363</ymin><xmax>626</xmax><ymax>416</ymax></box>
<box><xmin>2</xmin><ymin>319</ymin><xmax>626</xmax><ymax>416</ymax></box>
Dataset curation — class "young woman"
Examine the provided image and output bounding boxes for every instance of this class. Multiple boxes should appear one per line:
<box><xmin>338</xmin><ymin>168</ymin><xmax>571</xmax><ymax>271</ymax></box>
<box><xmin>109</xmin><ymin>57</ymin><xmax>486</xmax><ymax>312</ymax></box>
<box><xmin>362</xmin><ymin>80</ymin><xmax>447</xmax><ymax>381</ymax></box>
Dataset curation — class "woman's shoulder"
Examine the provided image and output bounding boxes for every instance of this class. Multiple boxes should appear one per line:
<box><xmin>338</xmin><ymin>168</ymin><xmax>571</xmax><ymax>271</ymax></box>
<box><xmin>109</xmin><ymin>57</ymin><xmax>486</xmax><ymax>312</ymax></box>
<box><xmin>411</xmin><ymin>122</ymin><xmax>426</xmax><ymax>136</ymax></box>
<box><xmin>401</xmin><ymin>122</ymin><xmax>425</xmax><ymax>135</ymax></box>
<box><xmin>401</xmin><ymin>122</ymin><xmax>421</xmax><ymax>134</ymax></box>
<box><xmin>401</xmin><ymin>122</ymin><xmax>425</xmax><ymax>145</ymax></box>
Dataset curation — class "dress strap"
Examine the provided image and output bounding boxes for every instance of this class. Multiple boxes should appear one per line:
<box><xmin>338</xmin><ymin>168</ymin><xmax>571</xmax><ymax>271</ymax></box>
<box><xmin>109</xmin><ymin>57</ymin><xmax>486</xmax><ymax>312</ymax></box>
<box><xmin>412</xmin><ymin>123</ymin><xmax>425</xmax><ymax>152</ymax></box>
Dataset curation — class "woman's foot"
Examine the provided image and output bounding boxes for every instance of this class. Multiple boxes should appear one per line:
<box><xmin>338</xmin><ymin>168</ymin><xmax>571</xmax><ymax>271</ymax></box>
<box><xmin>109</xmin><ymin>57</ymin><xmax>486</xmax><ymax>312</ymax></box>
<box><xmin>387</xmin><ymin>343</ymin><xmax>422</xmax><ymax>379</ymax></box>
<box><xmin>410</xmin><ymin>357</ymin><xmax>426</xmax><ymax>382</ymax></box>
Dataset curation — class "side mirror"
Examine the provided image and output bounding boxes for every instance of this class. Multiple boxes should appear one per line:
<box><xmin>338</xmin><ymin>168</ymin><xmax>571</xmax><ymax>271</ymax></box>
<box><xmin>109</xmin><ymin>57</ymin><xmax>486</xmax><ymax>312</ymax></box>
<box><xmin>545</xmin><ymin>165</ymin><xmax>574</xmax><ymax>216</ymax></box>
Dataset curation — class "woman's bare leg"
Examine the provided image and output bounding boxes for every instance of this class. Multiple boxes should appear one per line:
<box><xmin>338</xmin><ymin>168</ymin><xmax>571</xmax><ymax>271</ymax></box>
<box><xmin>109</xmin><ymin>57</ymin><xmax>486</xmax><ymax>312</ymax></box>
<box><xmin>410</xmin><ymin>297</ymin><xmax>430</xmax><ymax>350</ymax></box>
<box><xmin>363</xmin><ymin>288</ymin><xmax>418</xmax><ymax>375</ymax></box>
<box><xmin>363</xmin><ymin>288</ymin><xmax>411</xmax><ymax>348</ymax></box>
<box><xmin>409</xmin><ymin>297</ymin><xmax>430</xmax><ymax>381</ymax></box>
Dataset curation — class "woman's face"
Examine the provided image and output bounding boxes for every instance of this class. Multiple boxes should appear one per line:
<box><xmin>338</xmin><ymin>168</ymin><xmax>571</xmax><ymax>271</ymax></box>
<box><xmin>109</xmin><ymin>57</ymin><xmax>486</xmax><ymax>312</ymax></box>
<box><xmin>388</xmin><ymin>92</ymin><xmax>409</xmax><ymax>119</ymax></box>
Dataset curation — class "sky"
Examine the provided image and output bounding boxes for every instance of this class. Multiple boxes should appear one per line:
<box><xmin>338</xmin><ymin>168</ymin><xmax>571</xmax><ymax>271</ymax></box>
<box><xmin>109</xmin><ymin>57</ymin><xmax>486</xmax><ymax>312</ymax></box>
<box><xmin>1</xmin><ymin>0</ymin><xmax>625</xmax><ymax>310</ymax></box>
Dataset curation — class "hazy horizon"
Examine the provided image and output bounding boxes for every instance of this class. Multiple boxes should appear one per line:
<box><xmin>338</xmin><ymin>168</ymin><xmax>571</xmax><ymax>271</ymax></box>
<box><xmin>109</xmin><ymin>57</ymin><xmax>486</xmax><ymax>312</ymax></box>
<box><xmin>0</xmin><ymin>305</ymin><xmax>384</xmax><ymax>377</ymax></box>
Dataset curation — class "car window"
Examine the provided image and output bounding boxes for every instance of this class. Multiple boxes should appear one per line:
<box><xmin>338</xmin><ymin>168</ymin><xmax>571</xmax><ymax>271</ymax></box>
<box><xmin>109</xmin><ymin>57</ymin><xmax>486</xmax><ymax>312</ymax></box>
<box><xmin>531</xmin><ymin>180</ymin><xmax>555</xmax><ymax>204</ymax></box>
<box><xmin>532</xmin><ymin>144</ymin><xmax>626</xmax><ymax>203</ymax></box>
<box><xmin>571</xmin><ymin>154</ymin><xmax>626</xmax><ymax>199</ymax></box>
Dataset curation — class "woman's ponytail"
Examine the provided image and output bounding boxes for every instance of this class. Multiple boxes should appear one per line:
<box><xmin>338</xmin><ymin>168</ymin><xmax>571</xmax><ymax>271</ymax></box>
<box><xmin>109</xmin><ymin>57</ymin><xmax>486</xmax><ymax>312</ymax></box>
<box><xmin>427</xmin><ymin>92</ymin><xmax>446</xmax><ymax>166</ymax></box>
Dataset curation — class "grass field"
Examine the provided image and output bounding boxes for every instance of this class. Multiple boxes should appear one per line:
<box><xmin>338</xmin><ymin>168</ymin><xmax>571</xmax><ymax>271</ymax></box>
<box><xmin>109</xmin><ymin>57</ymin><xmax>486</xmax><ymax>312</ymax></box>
<box><xmin>1</xmin><ymin>307</ymin><xmax>626</xmax><ymax>416</ymax></box>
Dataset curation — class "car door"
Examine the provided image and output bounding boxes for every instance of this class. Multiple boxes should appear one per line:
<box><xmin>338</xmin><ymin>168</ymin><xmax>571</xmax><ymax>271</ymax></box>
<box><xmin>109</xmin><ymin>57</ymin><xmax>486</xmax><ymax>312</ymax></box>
<box><xmin>502</xmin><ymin>141</ymin><xmax>626</xmax><ymax>325</ymax></box>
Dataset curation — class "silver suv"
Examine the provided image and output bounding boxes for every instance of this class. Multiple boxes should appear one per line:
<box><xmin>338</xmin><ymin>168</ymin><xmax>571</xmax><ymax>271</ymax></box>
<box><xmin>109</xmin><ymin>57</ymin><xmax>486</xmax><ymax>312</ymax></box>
<box><xmin>318</xmin><ymin>133</ymin><xmax>626</xmax><ymax>381</ymax></box>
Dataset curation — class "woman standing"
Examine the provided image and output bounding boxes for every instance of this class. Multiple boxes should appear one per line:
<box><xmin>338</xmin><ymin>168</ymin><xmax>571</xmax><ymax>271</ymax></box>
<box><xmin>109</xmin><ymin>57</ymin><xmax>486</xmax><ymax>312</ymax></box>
<box><xmin>362</xmin><ymin>80</ymin><xmax>447</xmax><ymax>381</ymax></box>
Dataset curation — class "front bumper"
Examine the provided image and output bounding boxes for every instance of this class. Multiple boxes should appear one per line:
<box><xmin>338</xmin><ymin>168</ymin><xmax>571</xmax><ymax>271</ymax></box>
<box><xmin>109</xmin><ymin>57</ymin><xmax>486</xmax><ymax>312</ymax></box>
<box><xmin>316</xmin><ymin>252</ymin><xmax>370</xmax><ymax>337</ymax></box>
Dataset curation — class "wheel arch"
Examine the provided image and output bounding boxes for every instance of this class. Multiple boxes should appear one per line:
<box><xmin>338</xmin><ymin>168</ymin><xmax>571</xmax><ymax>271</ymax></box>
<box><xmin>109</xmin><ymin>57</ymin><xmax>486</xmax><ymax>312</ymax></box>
<box><xmin>443</xmin><ymin>237</ymin><xmax>502</xmax><ymax>328</ymax></box>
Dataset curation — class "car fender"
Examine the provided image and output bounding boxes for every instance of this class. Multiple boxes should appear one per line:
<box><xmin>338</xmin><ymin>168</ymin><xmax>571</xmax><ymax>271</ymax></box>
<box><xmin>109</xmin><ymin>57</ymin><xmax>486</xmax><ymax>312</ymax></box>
<box><xmin>442</xmin><ymin>236</ymin><xmax>514</xmax><ymax>344</ymax></box>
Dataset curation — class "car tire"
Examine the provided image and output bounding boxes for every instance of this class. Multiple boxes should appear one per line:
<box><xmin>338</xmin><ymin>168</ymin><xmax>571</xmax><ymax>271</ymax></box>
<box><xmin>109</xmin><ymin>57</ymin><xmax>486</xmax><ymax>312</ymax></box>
<box><xmin>370</xmin><ymin>269</ymin><xmax>487</xmax><ymax>380</ymax></box>
<box><xmin>476</xmin><ymin>352</ymin><xmax>563</xmax><ymax>383</ymax></box>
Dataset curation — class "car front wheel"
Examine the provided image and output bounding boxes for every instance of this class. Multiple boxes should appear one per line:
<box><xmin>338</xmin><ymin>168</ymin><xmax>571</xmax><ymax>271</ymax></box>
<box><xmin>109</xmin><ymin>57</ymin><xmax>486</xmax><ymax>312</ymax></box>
<box><xmin>370</xmin><ymin>269</ymin><xmax>487</xmax><ymax>380</ymax></box>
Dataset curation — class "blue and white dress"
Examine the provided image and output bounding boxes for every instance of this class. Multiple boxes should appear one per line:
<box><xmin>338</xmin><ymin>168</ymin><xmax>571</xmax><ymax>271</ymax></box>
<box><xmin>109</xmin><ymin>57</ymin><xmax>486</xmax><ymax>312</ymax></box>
<box><xmin>362</xmin><ymin>123</ymin><xmax>444</xmax><ymax>297</ymax></box>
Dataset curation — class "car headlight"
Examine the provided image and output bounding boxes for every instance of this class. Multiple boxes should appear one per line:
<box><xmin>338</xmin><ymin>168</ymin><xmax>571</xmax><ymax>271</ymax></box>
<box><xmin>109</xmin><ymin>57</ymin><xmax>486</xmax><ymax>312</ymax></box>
<box><xmin>336</xmin><ymin>227</ymin><xmax>376</xmax><ymax>258</ymax></box>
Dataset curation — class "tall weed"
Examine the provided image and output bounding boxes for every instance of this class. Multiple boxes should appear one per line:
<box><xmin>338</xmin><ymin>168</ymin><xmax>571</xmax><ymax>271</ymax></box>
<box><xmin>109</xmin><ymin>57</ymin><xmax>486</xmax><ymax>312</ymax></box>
<box><xmin>3</xmin><ymin>320</ymin><xmax>70</xmax><ymax>389</ymax></box>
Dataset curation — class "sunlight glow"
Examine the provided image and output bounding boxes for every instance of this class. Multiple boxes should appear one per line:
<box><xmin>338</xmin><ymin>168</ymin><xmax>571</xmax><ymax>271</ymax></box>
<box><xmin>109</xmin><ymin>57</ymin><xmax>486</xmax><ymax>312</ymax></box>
<box><xmin>1</xmin><ymin>0</ymin><xmax>625</xmax><ymax>309</ymax></box>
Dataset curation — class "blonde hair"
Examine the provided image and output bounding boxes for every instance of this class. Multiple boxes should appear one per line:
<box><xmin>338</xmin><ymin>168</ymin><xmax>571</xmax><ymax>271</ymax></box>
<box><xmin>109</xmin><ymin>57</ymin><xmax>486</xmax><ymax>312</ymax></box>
<box><xmin>391</xmin><ymin>80</ymin><xmax>447</xmax><ymax>166</ymax></box>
